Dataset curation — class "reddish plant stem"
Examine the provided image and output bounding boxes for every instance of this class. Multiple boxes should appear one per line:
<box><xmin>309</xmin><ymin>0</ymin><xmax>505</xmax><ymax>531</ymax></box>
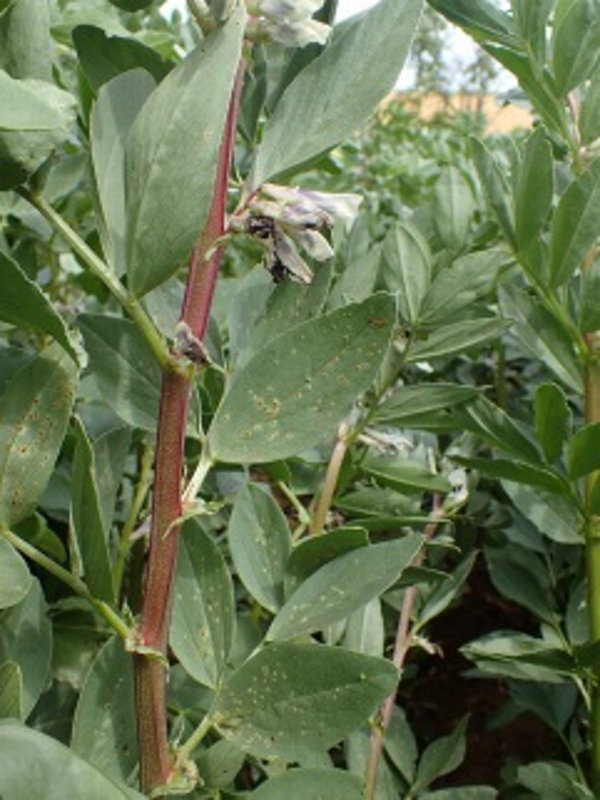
<box><xmin>364</xmin><ymin>499</ymin><xmax>442</xmax><ymax>799</ymax></box>
<box><xmin>133</xmin><ymin>62</ymin><xmax>246</xmax><ymax>796</ymax></box>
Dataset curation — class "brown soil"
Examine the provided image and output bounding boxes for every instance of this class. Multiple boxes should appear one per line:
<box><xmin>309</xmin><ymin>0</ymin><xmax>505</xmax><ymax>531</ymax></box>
<box><xmin>397</xmin><ymin>560</ymin><xmax>560</xmax><ymax>792</ymax></box>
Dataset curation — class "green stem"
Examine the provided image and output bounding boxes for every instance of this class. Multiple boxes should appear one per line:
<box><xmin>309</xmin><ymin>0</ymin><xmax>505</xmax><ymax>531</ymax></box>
<box><xmin>175</xmin><ymin>712</ymin><xmax>214</xmax><ymax>768</ymax></box>
<box><xmin>1</xmin><ymin>527</ymin><xmax>130</xmax><ymax>639</ymax></box>
<box><xmin>114</xmin><ymin>442</ymin><xmax>155</xmax><ymax>597</ymax></box>
<box><xmin>310</xmin><ymin>430</ymin><xmax>349</xmax><ymax>535</ymax></box>
<box><xmin>17</xmin><ymin>188</ymin><xmax>172</xmax><ymax>370</ymax></box>
<box><xmin>364</xmin><ymin>502</ymin><xmax>443</xmax><ymax>800</ymax></box>
<box><xmin>584</xmin><ymin>343</ymin><xmax>600</xmax><ymax>794</ymax></box>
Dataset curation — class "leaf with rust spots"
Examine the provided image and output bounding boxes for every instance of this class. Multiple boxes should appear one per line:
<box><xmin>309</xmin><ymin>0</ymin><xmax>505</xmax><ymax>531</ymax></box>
<box><xmin>208</xmin><ymin>294</ymin><xmax>396</xmax><ymax>463</ymax></box>
<box><xmin>0</xmin><ymin>344</ymin><xmax>78</xmax><ymax>528</ymax></box>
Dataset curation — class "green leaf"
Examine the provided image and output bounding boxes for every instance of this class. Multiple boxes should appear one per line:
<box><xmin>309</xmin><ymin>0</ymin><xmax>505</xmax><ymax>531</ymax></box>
<box><xmin>362</xmin><ymin>454</ymin><xmax>450</xmax><ymax>494</ymax></box>
<box><xmin>344</xmin><ymin>598</ymin><xmax>384</xmax><ymax>657</ymax></box>
<box><xmin>534</xmin><ymin>383</ymin><xmax>571</xmax><ymax>464</ymax></box>
<box><xmin>0</xmin><ymin>344</ymin><xmax>78</xmax><ymax>528</ymax></box>
<box><xmin>0</xmin><ymin>720</ymin><xmax>145</xmax><ymax>799</ymax></box>
<box><xmin>73</xmin><ymin>25</ymin><xmax>171</xmax><ymax>92</ymax></box>
<box><xmin>171</xmin><ymin>520</ymin><xmax>235</xmax><ymax>688</ymax></box>
<box><xmin>70</xmin><ymin>419</ymin><xmax>114</xmax><ymax>604</ymax></box>
<box><xmin>92</xmin><ymin>427</ymin><xmax>131</xmax><ymax>535</ymax></box>
<box><xmin>0</xmin><ymin>71</ymin><xmax>76</xmax><ymax>190</ymax></box>
<box><xmin>382</xmin><ymin>221</ymin><xmax>432</xmax><ymax>324</ymax></box>
<box><xmin>0</xmin><ymin>661</ymin><xmax>22</xmax><ymax>720</ymax></box>
<box><xmin>420</xmin><ymin>790</ymin><xmax>497</xmax><ymax>800</ymax></box>
<box><xmin>284</xmin><ymin>527</ymin><xmax>370</xmax><ymax>597</ymax></box>
<box><xmin>553</xmin><ymin>0</ymin><xmax>600</xmax><ymax>94</ymax></box>
<box><xmin>251</xmin><ymin>0</ymin><xmax>423</xmax><ymax>186</ymax></box>
<box><xmin>267</xmin><ymin>535</ymin><xmax>422</xmax><ymax>641</ymax></box>
<box><xmin>374</xmin><ymin>383</ymin><xmax>480</xmax><ymax>427</ymax></box>
<box><xmin>0</xmin><ymin>579</ymin><xmax>52</xmax><ymax>717</ymax></box>
<box><xmin>427</xmin><ymin>0</ymin><xmax>520</xmax><ymax>49</ymax></box>
<box><xmin>432</xmin><ymin>166</ymin><xmax>474</xmax><ymax>253</ymax></box>
<box><xmin>502</xmin><ymin>481</ymin><xmax>581</xmax><ymax>545</ymax></box>
<box><xmin>453</xmin><ymin>456</ymin><xmax>567</xmax><ymax>495</ymax></box>
<box><xmin>108</xmin><ymin>0</ymin><xmax>154</xmax><ymax>9</ymax></box>
<box><xmin>71</xmin><ymin>636</ymin><xmax>137</xmax><ymax>783</ymax></box>
<box><xmin>568</xmin><ymin>422</ymin><xmax>600</xmax><ymax>480</ymax></box>
<box><xmin>77</xmin><ymin>314</ymin><xmax>160</xmax><ymax>431</ymax></box>
<box><xmin>195</xmin><ymin>739</ymin><xmax>245</xmax><ymax>791</ymax></box>
<box><xmin>407</xmin><ymin>318</ymin><xmax>510</xmax><ymax>362</ymax></box>
<box><xmin>461</xmin><ymin>632</ymin><xmax>575</xmax><ymax>682</ymax></box>
<box><xmin>384</xmin><ymin>707</ymin><xmax>418</xmax><ymax>785</ymax></box>
<box><xmin>485</xmin><ymin>544</ymin><xmax>555</xmax><ymax>623</ymax></box>
<box><xmin>414</xmin><ymin>552</ymin><xmax>477</xmax><ymax>634</ymax></box>
<box><xmin>0</xmin><ymin>539</ymin><xmax>31</xmax><ymax>609</ymax></box>
<box><xmin>213</xmin><ymin>642</ymin><xmax>398</xmax><ymax>761</ymax></box>
<box><xmin>419</xmin><ymin>249</ymin><xmax>510</xmax><ymax>328</ymax></box>
<box><xmin>412</xmin><ymin>717</ymin><xmax>468</xmax><ymax>793</ymax></box>
<box><xmin>250</xmin><ymin>768</ymin><xmax>363</xmax><ymax>799</ymax></box>
<box><xmin>125</xmin><ymin>6</ymin><xmax>245</xmax><ymax>296</ymax></box>
<box><xmin>515</xmin><ymin>127</ymin><xmax>554</xmax><ymax>253</ymax></box>
<box><xmin>208</xmin><ymin>294</ymin><xmax>395</xmax><ymax>464</ymax></box>
<box><xmin>512</xmin><ymin>0</ymin><xmax>554</xmax><ymax>66</ymax></box>
<box><xmin>470</xmin><ymin>137</ymin><xmax>516</xmax><ymax>249</ymax></box>
<box><xmin>91</xmin><ymin>69</ymin><xmax>156</xmax><ymax>276</ymax></box>
<box><xmin>517</xmin><ymin>762</ymin><xmax>593</xmax><ymax>800</ymax></box>
<box><xmin>0</xmin><ymin>0</ymin><xmax>52</xmax><ymax>80</ymax></box>
<box><xmin>0</xmin><ymin>251</ymin><xmax>76</xmax><ymax>359</ymax></box>
<box><xmin>580</xmin><ymin>256</ymin><xmax>600</xmax><ymax>332</ymax></box>
<box><xmin>227</xmin><ymin>483</ymin><xmax>291</xmax><ymax>613</ymax></box>
<box><xmin>455</xmin><ymin>396</ymin><xmax>541</xmax><ymax>464</ymax></box>
<box><xmin>550</xmin><ymin>158</ymin><xmax>600</xmax><ymax>286</ymax></box>
<box><xmin>580</xmin><ymin>69</ymin><xmax>600</xmax><ymax>145</ymax></box>
<box><xmin>499</xmin><ymin>285</ymin><xmax>582</xmax><ymax>392</ymax></box>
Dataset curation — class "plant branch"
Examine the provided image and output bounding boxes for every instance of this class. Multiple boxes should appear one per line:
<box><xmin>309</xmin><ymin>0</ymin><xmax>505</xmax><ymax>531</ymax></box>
<box><xmin>1</xmin><ymin>527</ymin><xmax>130</xmax><ymax>639</ymax></box>
<box><xmin>310</xmin><ymin>427</ymin><xmax>350</xmax><ymax>535</ymax></box>
<box><xmin>364</xmin><ymin>499</ymin><xmax>443</xmax><ymax>800</ymax></box>
<box><xmin>16</xmin><ymin>187</ymin><xmax>173</xmax><ymax>370</ymax></box>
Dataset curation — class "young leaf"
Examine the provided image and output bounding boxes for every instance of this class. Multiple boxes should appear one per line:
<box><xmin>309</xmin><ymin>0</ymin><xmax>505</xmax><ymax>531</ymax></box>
<box><xmin>512</xmin><ymin>0</ymin><xmax>554</xmax><ymax>66</ymax></box>
<box><xmin>362</xmin><ymin>455</ymin><xmax>450</xmax><ymax>494</ymax></box>
<box><xmin>70</xmin><ymin>419</ymin><xmax>115</xmax><ymax>604</ymax></box>
<box><xmin>77</xmin><ymin>314</ymin><xmax>160</xmax><ymax>431</ymax></box>
<box><xmin>0</xmin><ymin>0</ymin><xmax>52</xmax><ymax>80</ymax></box>
<box><xmin>407</xmin><ymin>318</ymin><xmax>510</xmax><ymax>362</ymax></box>
<box><xmin>213</xmin><ymin>642</ymin><xmax>398</xmax><ymax>761</ymax></box>
<box><xmin>568</xmin><ymin>422</ymin><xmax>600</xmax><ymax>480</ymax></box>
<box><xmin>453</xmin><ymin>456</ymin><xmax>567</xmax><ymax>495</ymax></box>
<box><xmin>534</xmin><ymin>383</ymin><xmax>571</xmax><ymax>464</ymax></box>
<box><xmin>71</xmin><ymin>636</ymin><xmax>137</xmax><ymax>783</ymax></box>
<box><xmin>550</xmin><ymin>158</ymin><xmax>600</xmax><ymax>287</ymax></box>
<box><xmin>514</xmin><ymin>126</ymin><xmax>553</xmax><ymax>254</ymax></box>
<box><xmin>125</xmin><ymin>4</ymin><xmax>245</xmax><ymax>296</ymax></box>
<box><xmin>267</xmin><ymin>534</ymin><xmax>423</xmax><ymax>641</ymax></box>
<box><xmin>227</xmin><ymin>483</ymin><xmax>291</xmax><ymax>613</ymax></box>
<box><xmin>0</xmin><ymin>251</ymin><xmax>77</xmax><ymax>359</ymax></box>
<box><xmin>471</xmin><ymin>136</ymin><xmax>516</xmax><ymax>250</ymax></box>
<box><xmin>419</xmin><ymin>249</ymin><xmax>511</xmax><ymax>328</ymax></box>
<box><xmin>72</xmin><ymin>24</ymin><xmax>171</xmax><ymax>92</ymax></box>
<box><xmin>374</xmin><ymin>383</ymin><xmax>480</xmax><ymax>427</ymax></box>
<box><xmin>250</xmin><ymin>768</ymin><xmax>363</xmax><ymax>799</ymax></box>
<box><xmin>0</xmin><ymin>539</ymin><xmax>31</xmax><ymax>610</ymax></box>
<box><xmin>0</xmin><ymin>71</ymin><xmax>76</xmax><ymax>190</ymax></box>
<box><xmin>171</xmin><ymin>520</ymin><xmax>235</xmax><ymax>688</ymax></box>
<box><xmin>499</xmin><ymin>285</ymin><xmax>582</xmax><ymax>393</ymax></box>
<box><xmin>427</xmin><ymin>0</ymin><xmax>520</xmax><ymax>49</ymax></box>
<box><xmin>517</xmin><ymin>761</ymin><xmax>593</xmax><ymax>800</ymax></box>
<box><xmin>412</xmin><ymin>716</ymin><xmax>468</xmax><ymax>793</ymax></box>
<box><xmin>0</xmin><ymin>579</ymin><xmax>52</xmax><ymax>717</ymax></box>
<box><xmin>502</xmin><ymin>481</ymin><xmax>581</xmax><ymax>545</ymax></box>
<box><xmin>382</xmin><ymin>221</ymin><xmax>432</xmax><ymax>324</ymax></box>
<box><xmin>552</xmin><ymin>0</ymin><xmax>600</xmax><ymax>94</ymax></box>
<box><xmin>251</xmin><ymin>0</ymin><xmax>423</xmax><ymax>186</ymax></box>
<box><xmin>0</xmin><ymin>343</ymin><xmax>78</xmax><ymax>528</ymax></box>
<box><xmin>413</xmin><ymin>552</ymin><xmax>477</xmax><ymax>634</ymax></box>
<box><xmin>0</xmin><ymin>720</ymin><xmax>145</xmax><ymax>799</ymax></box>
<box><xmin>208</xmin><ymin>294</ymin><xmax>395</xmax><ymax>464</ymax></box>
<box><xmin>432</xmin><ymin>166</ymin><xmax>474</xmax><ymax>253</ymax></box>
<box><xmin>91</xmin><ymin>69</ymin><xmax>156</xmax><ymax>276</ymax></box>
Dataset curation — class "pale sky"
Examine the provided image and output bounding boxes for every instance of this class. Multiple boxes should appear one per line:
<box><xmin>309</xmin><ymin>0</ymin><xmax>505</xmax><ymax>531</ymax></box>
<box><xmin>160</xmin><ymin>0</ymin><xmax>379</xmax><ymax>22</ymax></box>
